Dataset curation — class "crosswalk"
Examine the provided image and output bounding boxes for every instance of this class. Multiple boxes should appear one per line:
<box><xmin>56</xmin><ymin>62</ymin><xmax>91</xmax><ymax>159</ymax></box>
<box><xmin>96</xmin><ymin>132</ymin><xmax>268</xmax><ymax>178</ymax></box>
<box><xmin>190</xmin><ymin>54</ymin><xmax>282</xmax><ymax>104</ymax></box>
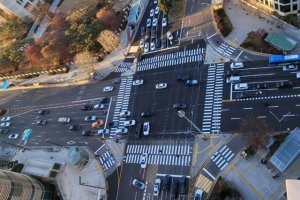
<box><xmin>110</xmin><ymin>76</ymin><xmax>133</xmax><ymax>136</ymax></box>
<box><xmin>1</xmin><ymin>148</ymin><xmax>19</xmax><ymax>156</ymax></box>
<box><xmin>202</xmin><ymin>63</ymin><xmax>224</xmax><ymax>134</ymax></box>
<box><xmin>137</xmin><ymin>48</ymin><xmax>205</xmax><ymax>71</ymax></box>
<box><xmin>211</xmin><ymin>145</ymin><xmax>235</xmax><ymax>170</ymax></box>
<box><xmin>99</xmin><ymin>150</ymin><xmax>115</xmax><ymax>171</ymax></box>
<box><xmin>114</xmin><ymin>62</ymin><xmax>132</xmax><ymax>73</ymax></box>
<box><xmin>216</xmin><ymin>43</ymin><xmax>236</xmax><ymax>58</ymax></box>
<box><xmin>124</xmin><ymin>144</ymin><xmax>192</xmax><ymax>166</ymax></box>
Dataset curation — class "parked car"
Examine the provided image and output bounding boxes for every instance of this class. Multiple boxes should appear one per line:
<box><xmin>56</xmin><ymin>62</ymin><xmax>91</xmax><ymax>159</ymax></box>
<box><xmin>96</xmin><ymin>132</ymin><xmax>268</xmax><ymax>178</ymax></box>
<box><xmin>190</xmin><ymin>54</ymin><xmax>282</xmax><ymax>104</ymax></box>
<box><xmin>141</xmin><ymin>111</ymin><xmax>153</xmax><ymax>117</ymax></box>
<box><xmin>156</xmin><ymin>39</ymin><xmax>161</xmax><ymax>48</ymax></box>
<box><xmin>36</xmin><ymin>120</ymin><xmax>47</xmax><ymax>125</ymax></box>
<box><xmin>120</xmin><ymin>111</ymin><xmax>131</xmax><ymax>117</ymax></box>
<box><xmin>141</xmin><ymin>27</ymin><xmax>145</xmax><ymax>35</ymax></box>
<box><xmin>135</xmin><ymin>123</ymin><xmax>142</xmax><ymax>138</ymax></box>
<box><xmin>151</xmin><ymin>29</ymin><xmax>156</xmax><ymax>38</ymax></box>
<box><xmin>230</xmin><ymin>62</ymin><xmax>244</xmax><ymax>69</ymax></box>
<box><xmin>173</xmin><ymin>103</ymin><xmax>187</xmax><ymax>109</ymax></box>
<box><xmin>153</xmin><ymin>178</ymin><xmax>161</xmax><ymax>197</ymax></box>
<box><xmin>256</xmin><ymin>83</ymin><xmax>269</xmax><ymax>89</ymax></box>
<box><xmin>85</xmin><ymin>116</ymin><xmax>96</xmax><ymax>121</ymax></box>
<box><xmin>156</xmin><ymin>83</ymin><xmax>167</xmax><ymax>89</ymax></box>
<box><xmin>151</xmin><ymin>41</ymin><xmax>155</xmax><ymax>51</ymax></box>
<box><xmin>103</xmin><ymin>86</ymin><xmax>113</xmax><ymax>92</ymax></box>
<box><xmin>147</xmin><ymin>18</ymin><xmax>151</xmax><ymax>27</ymax></box>
<box><xmin>81</xmin><ymin>105</ymin><xmax>93</xmax><ymax>111</ymax></box>
<box><xmin>140</xmin><ymin>153</ymin><xmax>147</xmax><ymax>168</ymax></box>
<box><xmin>167</xmin><ymin>31</ymin><xmax>173</xmax><ymax>41</ymax></box>
<box><xmin>132</xmin><ymin>179</ymin><xmax>145</xmax><ymax>189</ymax></box>
<box><xmin>236</xmin><ymin>91</ymin><xmax>252</xmax><ymax>99</ymax></box>
<box><xmin>276</xmin><ymin>80</ymin><xmax>293</xmax><ymax>88</ymax></box>
<box><xmin>162</xmin><ymin>17</ymin><xmax>167</xmax><ymax>27</ymax></box>
<box><xmin>234</xmin><ymin>83</ymin><xmax>248</xmax><ymax>90</ymax></box>
<box><xmin>69</xmin><ymin>125</ymin><xmax>81</xmax><ymax>131</ymax></box>
<box><xmin>0</xmin><ymin>122</ymin><xmax>10</xmax><ymax>127</ymax></box>
<box><xmin>150</xmin><ymin>9</ymin><xmax>154</xmax><ymax>17</ymax></box>
<box><xmin>144</xmin><ymin>42</ymin><xmax>149</xmax><ymax>53</ymax></box>
<box><xmin>1</xmin><ymin>117</ymin><xmax>11</xmax><ymax>121</ymax></box>
<box><xmin>283</xmin><ymin>65</ymin><xmax>298</xmax><ymax>71</ymax></box>
<box><xmin>8</xmin><ymin>134</ymin><xmax>19</xmax><ymax>139</ymax></box>
<box><xmin>163</xmin><ymin>175</ymin><xmax>171</xmax><ymax>191</ymax></box>
<box><xmin>180</xmin><ymin>176</ymin><xmax>186</xmax><ymax>195</ymax></box>
<box><xmin>146</xmin><ymin>28</ymin><xmax>151</xmax><ymax>38</ymax></box>
<box><xmin>38</xmin><ymin>110</ymin><xmax>49</xmax><ymax>115</ymax></box>
<box><xmin>154</xmin><ymin>0</ymin><xmax>157</xmax><ymax>4</ymax></box>
<box><xmin>139</xmin><ymin>39</ymin><xmax>145</xmax><ymax>48</ymax></box>
<box><xmin>133</xmin><ymin>79</ymin><xmax>144</xmax><ymax>86</ymax></box>
<box><xmin>124</xmin><ymin>120</ymin><xmax>136</xmax><ymax>126</ymax></box>
<box><xmin>171</xmin><ymin>181</ymin><xmax>179</xmax><ymax>199</ymax></box>
<box><xmin>161</xmin><ymin>38</ymin><xmax>167</xmax><ymax>48</ymax></box>
<box><xmin>116</xmin><ymin>128</ymin><xmax>128</xmax><ymax>134</ymax></box>
<box><xmin>155</xmin><ymin>6</ymin><xmax>159</xmax><ymax>14</ymax></box>
<box><xmin>143</xmin><ymin>122</ymin><xmax>150</xmax><ymax>136</ymax></box>
<box><xmin>194</xmin><ymin>189</ymin><xmax>203</xmax><ymax>200</ymax></box>
<box><xmin>152</xmin><ymin>18</ymin><xmax>157</xmax><ymax>26</ymax></box>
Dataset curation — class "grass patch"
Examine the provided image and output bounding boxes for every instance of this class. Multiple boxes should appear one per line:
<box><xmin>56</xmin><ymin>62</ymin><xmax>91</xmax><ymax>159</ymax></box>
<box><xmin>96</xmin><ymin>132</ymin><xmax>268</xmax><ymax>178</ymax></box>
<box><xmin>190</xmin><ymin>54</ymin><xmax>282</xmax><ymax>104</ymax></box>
<box><xmin>213</xmin><ymin>8</ymin><xmax>232</xmax><ymax>37</ymax></box>
<box><xmin>168</xmin><ymin>0</ymin><xmax>184</xmax><ymax>23</ymax></box>
<box><xmin>210</xmin><ymin>176</ymin><xmax>241</xmax><ymax>200</ymax></box>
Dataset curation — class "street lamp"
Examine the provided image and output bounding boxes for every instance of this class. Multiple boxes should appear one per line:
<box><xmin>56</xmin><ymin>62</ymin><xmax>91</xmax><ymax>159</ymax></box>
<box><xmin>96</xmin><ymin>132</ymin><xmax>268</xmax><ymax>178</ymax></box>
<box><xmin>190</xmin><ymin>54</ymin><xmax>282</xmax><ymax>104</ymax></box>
<box><xmin>269</xmin><ymin>111</ymin><xmax>291</xmax><ymax>133</ymax></box>
<box><xmin>177</xmin><ymin>110</ymin><xmax>208</xmax><ymax>140</ymax></box>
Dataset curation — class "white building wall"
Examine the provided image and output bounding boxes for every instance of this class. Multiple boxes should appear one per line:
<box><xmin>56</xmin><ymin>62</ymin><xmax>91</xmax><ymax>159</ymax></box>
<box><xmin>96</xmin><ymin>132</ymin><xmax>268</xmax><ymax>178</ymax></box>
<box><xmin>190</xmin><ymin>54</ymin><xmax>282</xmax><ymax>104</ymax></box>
<box><xmin>0</xmin><ymin>0</ymin><xmax>39</xmax><ymax>19</ymax></box>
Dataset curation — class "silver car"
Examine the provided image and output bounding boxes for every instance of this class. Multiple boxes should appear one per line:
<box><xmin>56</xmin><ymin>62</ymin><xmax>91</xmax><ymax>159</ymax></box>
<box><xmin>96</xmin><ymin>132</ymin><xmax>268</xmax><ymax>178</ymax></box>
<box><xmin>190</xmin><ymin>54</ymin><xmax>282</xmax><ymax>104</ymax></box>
<box><xmin>283</xmin><ymin>65</ymin><xmax>298</xmax><ymax>71</ymax></box>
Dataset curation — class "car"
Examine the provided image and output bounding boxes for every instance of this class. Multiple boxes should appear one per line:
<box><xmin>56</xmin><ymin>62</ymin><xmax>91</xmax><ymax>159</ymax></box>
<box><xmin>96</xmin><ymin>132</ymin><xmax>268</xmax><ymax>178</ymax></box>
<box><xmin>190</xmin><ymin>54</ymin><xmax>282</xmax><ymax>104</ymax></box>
<box><xmin>171</xmin><ymin>181</ymin><xmax>179</xmax><ymax>199</ymax></box>
<box><xmin>297</xmin><ymin>72</ymin><xmax>300</xmax><ymax>79</ymax></box>
<box><xmin>162</xmin><ymin>17</ymin><xmax>167</xmax><ymax>27</ymax></box>
<box><xmin>283</xmin><ymin>65</ymin><xmax>298</xmax><ymax>71</ymax></box>
<box><xmin>137</xmin><ymin>54</ymin><xmax>143</xmax><ymax>62</ymax></box>
<box><xmin>161</xmin><ymin>38</ymin><xmax>167</xmax><ymax>48</ymax></box>
<box><xmin>103</xmin><ymin>86</ymin><xmax>113</xmax><ymax>92</ymax></box>
<box><xmin>0</xmin><ymin>129</ymin><xmax>8</xmax><ymax>134</ymax></box>
<box><xmin>94</xmin><ymin>104</ymin><xmax>105</xmax><ymax>109</ymax></box>
<box><xmin>120</xmin><ymin>111</ymin><xmax>131</xmax><ymax>117</ymax></box>
<box><xmin>69</xmin><ymin>125</ymin><xmax>81</xmax><ymax>131</ymax></box>
<box><xmin>109</xmin><ymin>121</ymin><xmax>118</xmax><ymax>128</ymax></box>
<box><xmin>179</xmin><ymin>176</ymin><xmax>186</xmax><ymax>195</ymax></box>
<box><xmin>135</xmin><ymin>123</ymin><xmax>142</xmax><ymax>138</ymax></box>
<box><xmin>167</xmin><ymin>31</ymin><xmax>173</xmax><ymax>41</ymax></box>
<box><xmin>163</xmin><ymin>175</ymin><xmax>171</xmax><ymax>191</ymax></box>
<box><xmin>150</xmin><ymin>9</ymin><xmax>154</xmax><ymax>17</ymax></box>
<box><xmin>173</xmin><ymin>103</ymin><xmax>187</xmax><ymax>109</ymax></box>
<box><xmin>186</xmin><ymin>79</ymin><xmax>199</xmax><ymax>86</ymax></box>
<box><xmin>133</xmin><ymin>79</ymin><xmax>144</xmax><ymax>86</ymax></box>
<box><xmin>36</xmin><ymin>120</ymin><xmax>47</xmax><ymax>125</ymax></box>
<box><xmin>234</xmin><ymin>83</ymin><xmax>248</xmax><ymax>90</ymax></box>
<box><xmin>140</xmin><ymin>153</ymin><xmax>147</xmax><ymax>168</ymax></box>
<box><xmin>256</xmin><ymin>83</ymin><xmax>269</xmax><ymax>89</ymax></box>
<box><xmin>156</xmin><ymin>39</ymin><xmax>161</xmax><ymax>48</ymax></box>
<box><xmin>0</xmin><ymin>122</ymin><xmax>10</xmax><ymax>127</ymax></box>
<box><xmin>141</xmin><ymin>111</ymin><xmax>153</xmax><ymax>117</ymax></box>
<box><xmin>116</xmin><ymin>128</ymin><xmax>128</xmax><ymax>134</ymax></box>
<box><xmin>112</xmin><ymin>79</ymin><xmax>121</xmax><ymax>84</ymax></box>
<box><xmin>100</xmin><ymin>98</ymin><xmax>110</xmax><ymax>103</ymax></box>
<box><xmin>194</xmin><ymin>189</ymin><xmax>203</xmax><ymax>200</ymax></box>
<box><xmin>230</xmin><ymin>62</ymin><xmax>244</xmax><ymax>69</ymax></box>
<box><xmin>152</xmin><ymin>18</ymin><xmax>157</xmax><ymax>26</ymax></box>
<box><xmin>98</xmin><ymin>129</ymin><xmax>110</xmax><ymax>134</ymax></box>
<box><xmin>81</xmin><ymin>105</ymin><xmax>93</xmax><ymax>111</ymax></box>
<box><xmin>276</xmin><ymin>80</ymin><xmax>293</xmax><ymax>88</ymax></box>
<box><xmin>8</xmin><ymin>134</ymin><xmax>19</xmax><ymax>139</ymax></box>
<box><xmin>132</xmin><ymin>179</ymin><xmax>146</xmax><ymax>189</ymax></box>
<box><xmin>1</xmin><ymin>117</ymin><xmax>11</xmax><ymax>121</ymax></box>
<box><xmin>151</xmin><ymin>41</ymin><xmax>155</xmax><ymax>51</ymax></box>
<box><xmin>38</xmin><ymin>110</ymin><xmax>49</xmax><ymax>115</ymax></box>
<box><xmin>236</xmin><ymin>91</ymin><xmax>252</xmax><ymax>99</ymax></box>
<box><xmin>154</xmin><ymin>0</ymin><xmax>157</xmax><ymax>4</ymax></box>
<box><xmin>147</xmin><ymin>18</ymin><xmax>151</xmax><ymax>27</ymax></box>
<box><xmin>151</xmin><ymin>29</ymin><xmax>156</xmax><ymax>38</ymax></box>
<box><xmin>85</xmin><ymin>116</ymin><xmax>97</xmax><ymax>121</ymax></box>
<box><xmin>146</xmin><ymin>28</ymin><xmax>151</xmax><ymax>38</ymax></box>
<box><xmin>156</xmin><ymin>83</ymin><xmax>167</xmax><ymax>89</ymax></box>
<box><xmin>144</xmin><ymin>42</ymin><xmax>149</xmax><ymax>53</ymax></box>
<box><xmin>92</xmin><ymin>120</ymin><xmax>104</xmax><ymax>128</ymax></box>
<box><xmin>153</xmin><ymin>178</ymin><xmax>161</xmax><ymax>196</ymax></box>
<box><xmin>124</xmin><ymin>120</ymin><xmax>136</xmax><ymax>126</ymax></box>
<box><xmin>141</xmin><ymin>27</ymin><xmax>145</xmax><ymax>35</ymax></box>
<box><xmin>226</xmin><ymin>70</ymin><xmax>238</xmax><ymax>77</ymax></box>
<box><xmin>143</xmin><ymin>122</ymin><xmax>150</xmax><ymax>136</ymax></box>
<box><xmin>177</xmin><ymin>75</ymin><xmax>189</xmax><ymax>81</ymax></box>
<box><xmin>139</xmin><ymin>39</ymin><xmax>144</xmax><ymax>48</ymax></box>
<box><xmin>82</xmin><ymin>130</ymin><xmax>93</xmax><ymax>136</ymax></box>
<box><xmin>155</xmin><ymin>6</ymin><xmax>159</xmax><ymax>14</ymax></box>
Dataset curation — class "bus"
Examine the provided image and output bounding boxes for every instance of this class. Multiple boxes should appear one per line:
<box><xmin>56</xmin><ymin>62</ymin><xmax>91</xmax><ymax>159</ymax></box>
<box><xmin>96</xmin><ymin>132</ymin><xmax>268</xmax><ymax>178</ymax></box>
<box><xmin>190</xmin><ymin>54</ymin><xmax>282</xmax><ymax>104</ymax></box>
<box><xmin>269</xmin><ymin>54</ymin><xmax>300</xmax><ymax>66</ymax></box>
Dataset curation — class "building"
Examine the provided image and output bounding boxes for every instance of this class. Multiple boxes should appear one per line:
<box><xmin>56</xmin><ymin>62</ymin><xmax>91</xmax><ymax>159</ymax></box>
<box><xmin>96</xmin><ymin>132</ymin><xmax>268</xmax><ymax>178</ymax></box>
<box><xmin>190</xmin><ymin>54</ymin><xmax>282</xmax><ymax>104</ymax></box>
<box><xmin>0</xmin><ymin>170</ymin><xmax>52</xmax><ymax>200</ymax></box>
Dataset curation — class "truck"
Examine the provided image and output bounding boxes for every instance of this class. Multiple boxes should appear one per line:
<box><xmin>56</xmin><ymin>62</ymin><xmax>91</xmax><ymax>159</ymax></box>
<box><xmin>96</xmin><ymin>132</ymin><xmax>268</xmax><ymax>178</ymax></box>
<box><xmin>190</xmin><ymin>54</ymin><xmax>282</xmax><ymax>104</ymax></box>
<box><xmin>58</xmin><ymin>117</ymin><xmax>70</xmax><ymax>123</ymax></box>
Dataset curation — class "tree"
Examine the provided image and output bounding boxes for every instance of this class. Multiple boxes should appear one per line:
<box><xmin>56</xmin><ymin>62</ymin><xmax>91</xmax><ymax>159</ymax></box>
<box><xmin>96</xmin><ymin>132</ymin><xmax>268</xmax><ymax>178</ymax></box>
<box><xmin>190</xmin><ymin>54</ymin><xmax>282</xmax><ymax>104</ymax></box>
<box><xmin>97</xmin><ymin>30</ymin><xmax>120</xmax><ymax>53</ymax></box>
<box><xmin>74</xmin><ymin>51</ymin><xmax>97</xmax><ymax>72</ymax></box>
<box><xmin>29</xmin><ymin>1</ymin><xmax>52</xmax><ymax>21</ymax></box>
<box><xmin>96</xmin><ymin>6</ymin><xmax>119</xmax><ymax>31</ymax></box>
<box><xmin>0</xmin><ymin>18</ymin><xmax>29</xmax><ymax>42</ymax></box>
<box><xmin>24</xmin><ymin>44</ymin><xmax>43</xmax><ymax>65</ymax></box>
<box><xmin>158</xmin><ymin>0</ymin><xmax>172</xmax><ymax>15</ymax></box>
<box><xmin>49</xmin><ymin>13</ymin><xmax>69</xmax><ymax>31</ymax></box>
<box><xmin>240</xmin><ymin>115</ymin><xmax>270</xmax><ymax>149</ymax></box>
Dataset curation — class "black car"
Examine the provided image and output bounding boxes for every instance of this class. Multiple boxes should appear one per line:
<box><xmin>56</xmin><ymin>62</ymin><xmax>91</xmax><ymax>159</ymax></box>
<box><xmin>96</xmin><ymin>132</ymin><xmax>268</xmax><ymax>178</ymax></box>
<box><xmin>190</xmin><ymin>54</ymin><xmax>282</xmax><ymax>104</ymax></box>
<box><xmin>141</xmin><ymin>111</ymin><xmax>153</xmax><ymax>117</ymax></box>
<box><xmin>146</xmin><ymin>28</ymin><xmax>150</xmax><ymax>38</ymax></box>
<box><xmin>161</xmin><ymin>38</ymin><xmax>167</xmax><ymax>48</ymax></box>
<box><xmin>162</xmin><ymin>175</ymin><xmax>171</xmax><ymax>191</ymax></box>
<box><xmin>256</xmin><ymin>83</ymin><xmax>269</xmax><ymax>89</ymax></box>
<box><xmin>82</xmin><ymin>130</ymin><xmax>93</xmax><ymax>136</ymax></box>
<box><xmin>156</xmin><ymin>39</ymin><xmax>161</xmax><ymax>48</ymax></box>
<box><xmin>236</xmin><ymin>91</ymin><xmax>252</xmax><ymax>99</ymax></box>
<box><xmin>141</xmin><ymin>27</ymin><xmax>145</xmax><ymax>36</ymax></box>
<box><xmin>36</xmin><ymin>120</ymin><xmax>47</xmax><ymax>125</ymax></box>
<box><xmin>226</xmin><ymin>70</ymin><xmax>238</xmax><ymax>77</ymax></box>
<box><xmin>39</xmin><ymin>110</ymin><xmax>49</xmax><ymax>115</ymax></box>
<box><xmin>112</xmin><ymin>79</ymin><xmax>121</xmax><ymax>84</ymax></box>
<box><xmin>276</xmin><ymin>80</ymin><xmax>293</xmax><ymax>88</ymax></box>
<box><xmin>171</xmin><ymin>181</ymin><xmax>179</xmax><ymax>199</ymax></box>
<box><xmin>81</xmin><ymin>105</ymin><xmax>93</xmax><ymax>111</ymax></box>
<box><xmin>100</xmin><ymin>98</ymin><xmax>110</xmax><ymax>104</ymax></box>
<box><xmin>134</xmin><ymin>123</ymin><xmax>142</xmax><ymax>138</ymax></box>
<box><xmin>179</xmin><ymin>176</ymin><xmax>186</xmax><ymax>195</ymax></box>
<box><xmin>151</xmin><ymin>29</ymin><xmax>156</xmax><ymax>38</ymax></box>
<box><xmin>173</xmin><ymin>103</ymin><xmax>187</xmax><ymax>109</ymax></box>
<box><xmin>177</xmin><ymin>75</ymin><xmax>189</xmax><ymax>81</ymax></box>
<box><xmin>69</xmin><ymin>125</ymin><xmax>81</xmax><ymax>131</ymax></box>
<box><xmin>0</xmin><ymin>129</ymin><xmax>8</xmax><ymax>134</ymax></box>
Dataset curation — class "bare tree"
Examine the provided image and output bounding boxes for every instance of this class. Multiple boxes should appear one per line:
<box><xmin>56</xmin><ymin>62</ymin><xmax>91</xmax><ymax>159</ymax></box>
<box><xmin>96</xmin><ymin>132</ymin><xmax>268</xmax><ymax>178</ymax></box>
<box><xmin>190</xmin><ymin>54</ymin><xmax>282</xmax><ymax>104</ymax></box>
<box><xmin>240</xmin><ymin>115</ymin><xmax>270</xmax><ymax>150</ymax></box>
<box><xmin>74</xmin><ymin>51</ymin><xmax>97</xmax><ymax>72</ymax></box>
<box><xmin>97</xmin><ymin>30</ymin><xmax>120</xmax><ymax>53</ymax></box>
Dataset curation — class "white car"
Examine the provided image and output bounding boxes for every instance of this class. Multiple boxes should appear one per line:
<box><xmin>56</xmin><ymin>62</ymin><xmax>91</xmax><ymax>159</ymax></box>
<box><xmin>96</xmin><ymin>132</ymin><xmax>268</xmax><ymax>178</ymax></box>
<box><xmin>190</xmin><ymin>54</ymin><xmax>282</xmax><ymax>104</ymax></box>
<box><xmin>132</xmin><ymin>179</ymin><xmax>146</xmax><ymax>189</ymax></box>
<box><xmin>162</xmin><ymin>17</ymin><xmax>167</xmax><ymax>27</ymax></box>
<box><xmin>151</xmin><ymin>41</ymin><xmax>155</xmax><ymax>51</ymax></box>
<box><xmin>1</xmin><ymin>117</ymin><xmax>11</xmax><ymax>122</ymax></box>
<box><xmin>230</xmin><ymin>62</ymin><xmax>244</xmax><ymax>69</ymax></box>
<box><xmin>140</xmin><ymin>153</ymin><xmax>147</xmax><ymax>168</ymax></box>
<box><xmin>155</xmin><ymin>6</ymin><xmax>159</xmax><ymax>14</ymax></box>
<box><xmin>150</xmin><ymin>9</ymin><xmax>154</xmax><ymax>17</ymax></box>
<box><xmin>85</xmin><ymin>116</ymin><xmax>97</xmax><ymax>121</ymax></box>
<box><xmin>152</xmin><ymin>18</ymin><xmax>157</xmax><ymax>26</ymax></box>
<box><xmin>234</xmin><ymin>83</ymin><xmax>248</xmax><ymax>90</ymax></box>
<box><xmin>98</xmin><ymin>129</ymin><xmax>110</xmax><ymax>134</ymax></box>
<box><xmin>143</xmin><ymin>122</ymin><xmax>150</xmax><ymax>136</ymax></box>
<box><xmin>156</xmin><ymin>83</ymin><xmax>167</xmax><ymax>89</ymax></box>
<box><xmin>8</xmin><ymin>134</ymin><xmax>18</xmax><ymax>139</ymax></box>
<box><xmin>167</xmin><ymin>31</ymin><xmax>173</xmax><ymax>41</ymax></box>
<box><xmin>194</xmin><ymin>189</ymin><xmax>203</xmax><ymax>200</ymax></box>
<box><xmin>124</xmin><ymin>120</ymin><xmax>136</xmax><ymax>126</ymax></box>
<box><xmin>116</xmin><ymin>128</ymin><xmax>128</xmax><ymax>134</ymax></box>
<box><xmin>144</xmin><ymin>42</ymin><xmax>149</xmax><ymax>53</ymax></box>
<box><xmin>154</xmin><ymin>0</ymin><xmax>157</xmax><ymax>4</ymax></box>
<box><xmin>120</xmin><ymin>111</ymin><xmax>131</xmax><ymax>117</ymax></box>
<box><xmin>1</xmin><ymin>122</ymin><xmax>10</xmax><ymax>127</ymax></box>
<box><xmin>283</xmin><ymin>65</ymin><xmax>298</xmax><ymax>71</ymax></box>
<box><xmin>153</xmin><ymin>178</ymin><xmax>161</xmax><ymax>197</ymax></box>
<box><xmin>133</xmin><ymin>79</ymin><xmax>144</xmax><ymax>86</ymax></box>
<box><xmin>103</xmin><ymin>86</ymin><xmax>113</xmax><ymax>92</ymax></box>
<box><xmin>139</xmin><ymin>39</ymin><xmax>145</xmax><ymax>48</ymax></box>
<box><xmin>147</xmin><ymin>18</ymin><xmax>151</xmax><ymax>27</ymax></box>
<box><xmin>94</xmin><ymin>104</ymin><xmax>105</xmax><ymax>109</ymax></box>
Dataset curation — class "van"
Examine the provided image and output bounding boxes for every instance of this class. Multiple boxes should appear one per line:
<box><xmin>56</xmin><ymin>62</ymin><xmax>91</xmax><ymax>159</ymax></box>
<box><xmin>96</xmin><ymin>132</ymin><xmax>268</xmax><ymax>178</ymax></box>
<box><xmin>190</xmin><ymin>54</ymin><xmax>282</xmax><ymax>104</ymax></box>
<box><xmin>226</xmin><ymin>76</ymin><xmax>241</xmax><ymax>83</ymax></box>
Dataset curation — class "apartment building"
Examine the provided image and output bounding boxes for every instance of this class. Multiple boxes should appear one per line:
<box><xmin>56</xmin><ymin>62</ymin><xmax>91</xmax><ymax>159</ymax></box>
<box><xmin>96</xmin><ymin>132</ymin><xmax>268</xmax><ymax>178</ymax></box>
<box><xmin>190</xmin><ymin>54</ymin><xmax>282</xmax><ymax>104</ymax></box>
<box><xmin>0</xmin><ymin>0</ymin><xmax>39</xmax><ymax>21</ymax></box>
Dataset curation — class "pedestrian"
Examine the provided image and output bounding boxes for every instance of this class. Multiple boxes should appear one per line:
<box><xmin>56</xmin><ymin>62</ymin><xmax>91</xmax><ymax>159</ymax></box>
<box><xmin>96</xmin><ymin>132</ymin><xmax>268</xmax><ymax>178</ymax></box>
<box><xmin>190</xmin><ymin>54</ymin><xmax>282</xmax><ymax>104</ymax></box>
<box><xmin>50</xmin><ymin>156</ymin><xmax>53</xmax><ymax>159</ymax></box>
<box><xmin>216</xmin><ymin>40</ymin><xmax>219</xmax><ymax>44</ymax></box>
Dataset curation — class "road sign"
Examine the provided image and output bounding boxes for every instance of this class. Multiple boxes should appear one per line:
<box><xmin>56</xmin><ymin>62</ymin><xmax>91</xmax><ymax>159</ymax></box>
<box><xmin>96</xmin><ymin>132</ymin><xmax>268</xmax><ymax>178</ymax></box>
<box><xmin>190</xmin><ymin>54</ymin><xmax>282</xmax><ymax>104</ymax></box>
<box><xmin>1</xmin><ymin>80</ymin><xmax>9</xmax><ymax>90</ymax></box>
